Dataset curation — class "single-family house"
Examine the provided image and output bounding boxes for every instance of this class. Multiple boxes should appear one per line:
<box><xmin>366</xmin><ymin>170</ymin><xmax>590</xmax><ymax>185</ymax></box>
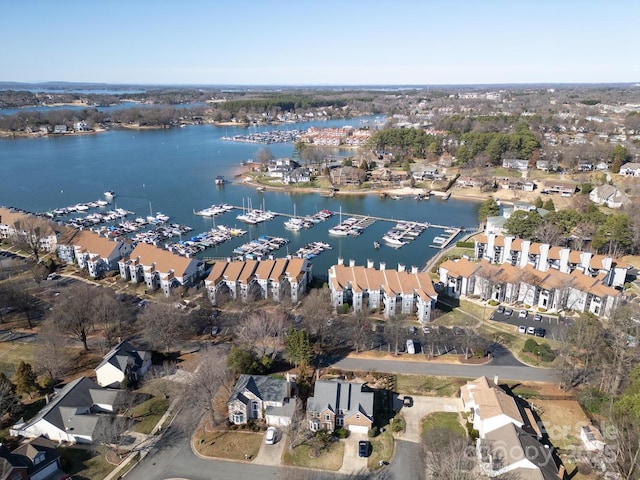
<box><xmin>328</xmin><ymin>260</ymin><xmax>438</xmax><ymax>323</ymax></box>
<box><xmin>456</xmin><ymin>176</ymin><xmax>483</xmax><ymax>188</ymax></box>
<box><xmin>10</xmin><ymin>377</ymin><xmax>121</xmax><ymax>444</ymax></box>
<box><xmin>118</xmin><ymin>242</ymin><xmax>205</xmax><ymax>296</ymax></box>
<box><xmin>307</xmin><ymin>380</ymin><xmax>374</xmax><ymax>433</ymax></box>
<box><xmin>0</xmin><ymin>445</ymin><xmax>28</xmax><ymax>480</ymax></box>
<box><xmin>478</xmin><ymin>423</ymin><xmax>564</xmax><ymax>479</ymax></box>
<box><xmin>52</xmin><ymin>125</ymin><xmax>67</xmax><ymax>134</ymax></box>
<box><xmin>536</xmin><ymin>159</ymin><xmax>558</xmax><ymax>172</ymax></box>
<box><xmin>502</xmin><ymin>159</ymin><xmax>529</xmax><ymax>171</ymax></box>
<box><xmin>57</xmin><ymin>229</ymin><xmax>133</xmax><ymax>278</ymax></box>
<box><xmin>11</xmin><ymin>437</ymin><xmax>63</xmax><ymax>480</ymax></box>
<box><xmin>619</xmin><ymin>162</ymin><xmax>640</xmax><ymax>176</ymax></box>
<box><xmin>589</xmin><ymin>184</ymin><xmax>629</xmax><ymax>208</ymax></box>
<box><xmin>227</xmin><ymin>374</ymin><xmax>296</xmax><ymax>426</ymax></box>
<box><xmin>284</xmin><ymin>167</ymin><xmax>311</xmax><ymax>184</ymax></box>
<box><xmin>542</xmin><ymin>180</ymin><xmax>577</xmax><ymax>196</ymax></box>
<box><xmin>95</xmin><ymin>340</ymin><xmax>152</xmax><ymax>388</ymax></box>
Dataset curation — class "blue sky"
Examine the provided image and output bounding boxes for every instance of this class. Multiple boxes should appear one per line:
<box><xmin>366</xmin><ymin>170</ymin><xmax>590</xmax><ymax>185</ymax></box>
<box><xmin>2</xmin><ymin>0</ymin><xmax>638</xmax><ymax>85</ymax></box>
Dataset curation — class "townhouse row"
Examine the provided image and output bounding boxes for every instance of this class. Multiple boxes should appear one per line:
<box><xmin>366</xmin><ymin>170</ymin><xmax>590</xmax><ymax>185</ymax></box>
<box><xmin>328</xmin><ymin>259</ymin><xmax>438</xmax><ymax>323</ymax></box>
<box><xmin>439</xmin><ymin>234</ymin><xmax>626</xmax><ymax>317</ymax></box>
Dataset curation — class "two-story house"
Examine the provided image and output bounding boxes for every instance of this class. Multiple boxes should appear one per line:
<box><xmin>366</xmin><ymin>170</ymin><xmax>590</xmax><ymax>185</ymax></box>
<box><xmin>307</xmin><ymin>380</ymin><xmax>374</xmax><ymax>433</ymax></box>
<box><xmin>227</xmin><ymin>374</ymin><xmax>296</xmax><ymax>426</ymax></box>
<box><xmin>57</xmin><ymin>229</ymin><xmax>133</xmax><ymax>278</ymax></box>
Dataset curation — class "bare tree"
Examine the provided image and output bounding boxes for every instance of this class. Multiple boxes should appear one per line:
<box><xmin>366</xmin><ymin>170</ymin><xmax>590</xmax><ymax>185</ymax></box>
<box><xmin>143</xmin><ymin>361</ymin><xmax>178</xmax><ymax>400</ymax></box>
<box><xmin>9</xmin><ymin>215</ymin><xmax>52</xmax><ymax>262</ymax></box>
<box><xmin>386</xmin><ymin>314</ymin><xmax>407</xmax><ymax>355</ymax></box>
<box><xmin>49</xmin><ymin>283</ymin><xmax>96</xmax><ymax>350</ymax></box>
<box><xmin>534</xmin><ymin>222</ymin><xmax>562</xmax><ymax>245</ymax></box>
<box><xmin>34</xmin><ymin>320</ymin><xmax>71</xmax><ymax>385</ymax></box>
<box><xmin>4</xmin><ymin>279</ymin><xmax>40</xmax><ymax>328</ymax></box>
<box><xmin>422</xmin><ymin>427</ymin><xmax>476</xmax><ymax>480</ymax></box>
<box><xmin>299</xmin><ymin>288</ymin><xmax>333</xmax><ymax>345</ymax></box>
<box><xmin>92</xmin><ymin>290</ymin><xmax>128</xmax><ymax>350</ymax></box>
<box><xmin>349</xmin><ymin>310</ymin><xmax>369</xmax><ymax>354</ymax></box>
<box><xmin>138</xmin><ymin>302</ymin><xmax>185</xmax><ymax>354</ymax></box>
<box><xmin>185</xmin><ymin>347</ymin><xmax>230</xmax><ymax>437</ymax></box>
<box><xmin>94</xmin><ymin>415</ymin><xmax>133</xmax><ymax>456</ymax></box>
<box><xmin>236</xmin><ymin>310</ymin><xmax>286</xmax><ymax>357</ymax></box>
<box><xmin>0</xmin><ymin>373</ymin><xmax>18</xmax><ymax>428</ymax></box>
<box><xmin>284</xmin><ymin>401</ymin><xmax>310</xmax><ymax>451</ymax></box>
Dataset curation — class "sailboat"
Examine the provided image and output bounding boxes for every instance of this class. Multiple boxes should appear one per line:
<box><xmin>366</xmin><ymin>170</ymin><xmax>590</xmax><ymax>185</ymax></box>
<box><xmin>328</xmin><ymin>206</ymin><xmax>348</xmax><ymax>236</ymax></box>
<box><xmin>284</xmin><ymin>204</ymin><xmax>304</xmax><ymax>231</ymax></box>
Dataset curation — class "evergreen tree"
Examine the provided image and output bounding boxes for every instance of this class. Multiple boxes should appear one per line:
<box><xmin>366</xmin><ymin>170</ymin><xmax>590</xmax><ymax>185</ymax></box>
<box><xmin>285</xmin><ymin>328</ymin><xmax>312</xmax><ymax>368</ymax></box>
<box><xmin>13</xmin><ymin>361</ymin><xmax>38</xmax><ymax>398</ymax></box>
<box><xmin>534</xmin><ymin>197</ymin><xmax>543</xmax><ymax>209</ymax></box>
<box><xmin>542</xmin><ymin>199</ymin><xmax>555</xmax><ymax>211</ymax></box>
<box><xmin>477</xmin><ymin>198</ymin><xmax>500</xmax><ymax>223</ymax></box>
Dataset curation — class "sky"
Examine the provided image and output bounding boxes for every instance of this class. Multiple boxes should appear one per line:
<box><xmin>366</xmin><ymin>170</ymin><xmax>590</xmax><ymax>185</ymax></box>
<box><xmin>1</xmin><ymin>0</ymin><xmax>639</xmax><ymax>86</ymax></box>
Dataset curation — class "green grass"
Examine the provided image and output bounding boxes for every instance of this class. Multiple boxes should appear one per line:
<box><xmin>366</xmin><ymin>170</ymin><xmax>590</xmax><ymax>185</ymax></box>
<box><xmin>131</xmin><ymin>396</ymin><xmax>169</xmax><ymax>434</ymax></box>
<box><xmin>59</xmin><ymin>446</ymin><xmax>116</xmax><ymax>480</ymax></box>
<box><xmin>368</xmin><ymin>430</ymin><xmax>394</xmax><ymax>469</ymax></box>
<box><xmin>420</xmin><ymin>412</ymin><xmax>466</xmax><ymax>437</ymax></box>
<box><xmin>0</xmin><ymin>342</ymin><xmax>38</xmax><ymax>376</ymax></box>
<box><xmin>396</xmin><ymin>374</ymin><xmax>468</xmax><ymax>397</ymax></box>
<box><xmin>283</xmin><ymin>438</ymin><xmax>344</xmax><ymax>470</ymax></box>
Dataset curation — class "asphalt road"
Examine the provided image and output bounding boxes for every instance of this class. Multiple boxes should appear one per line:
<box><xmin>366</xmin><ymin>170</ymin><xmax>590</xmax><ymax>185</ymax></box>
<box><xmin>388</xmin><ymin>441</ymin><xmax>424</xmax><ymax>480</ymax></box>
<box><xmin>330</xmin><ymin>356</ymin><xmax>559</xmax><ymax>383</ymax></box>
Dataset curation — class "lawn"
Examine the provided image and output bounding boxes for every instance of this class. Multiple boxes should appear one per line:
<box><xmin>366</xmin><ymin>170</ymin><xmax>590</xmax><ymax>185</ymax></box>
<box><xmin>0</xmin><ymin>342</ymin><xmax>38</xmax><ymax>376</ymax></box>
<box><xmin>59</xmin><ymin>446</ymin><xmax>116</xmax><ymax>480</ymax></box>
<box><xmin>396</xmin><ymin>374</ymin><xmax>468</xmax><ymax>397</ymax></box>
<box><xmin>420</xmin><ymin>412</ymin><xmax>466</xmax><ymax>438</ymax></box>
<box><xmin>193</xmin><ymin>429</ymin><xmax>263</xmax><ymax>461</ymax></box>
<box><xmin>367</xmin><ymin>430</ymin><xmax>394</xmax><ymax>469</ymax></box>
<box><xmin>131</xmin><ymin>396</ymin><xmax>169</xmax><ymax>434</ymax></box>
<box><xmin>282</xmin><ymin>437</ymin><xmax>345</xmax><ymax>471</ymax></box>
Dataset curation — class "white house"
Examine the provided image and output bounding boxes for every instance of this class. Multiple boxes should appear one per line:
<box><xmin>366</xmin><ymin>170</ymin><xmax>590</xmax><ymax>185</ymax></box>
<box><xmin>620</xmin><ymin>162</ymin><xmax>640</xmax><ymax>176</ymax></box>
<box><xmin>95</xmin><ymin>340</ymin><xmax>152</xmax><ymax>388</ymax></box>
<box><xmin>227</xmin><ymin>374</ymin><xmax>296</xmax><ymax>426</ymax></box>
<box><xmin>0</xmin><ymin>208</ymin><xmax>58</xmax><ymax>254</ymax></box>
<box><xmin>57</xmin><ymin>229</ymin><xmax>133</xmax><ymax>278</ymax></box>
<box><xmin>589</xmin><ymin>184</ymin><xmax>630</xmax><ymax>208</ymax></box>
<box><xmin>10</xmin><ymin>377</ymin><xmax>120</xmax><ymax>444</ymax></box>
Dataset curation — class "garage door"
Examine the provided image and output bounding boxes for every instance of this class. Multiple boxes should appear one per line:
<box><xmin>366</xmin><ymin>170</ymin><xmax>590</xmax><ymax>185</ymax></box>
<box><xmin>348</xmin><ymin>425</ymin><xmax>368</xmax><ymax>434</ymax></box>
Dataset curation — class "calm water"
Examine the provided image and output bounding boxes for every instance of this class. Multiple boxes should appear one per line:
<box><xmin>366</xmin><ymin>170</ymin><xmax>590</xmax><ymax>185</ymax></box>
<box><xmin>0</xmin><ymin>118</ymin><xmax>479</xmax><ymax>274</ymax></box>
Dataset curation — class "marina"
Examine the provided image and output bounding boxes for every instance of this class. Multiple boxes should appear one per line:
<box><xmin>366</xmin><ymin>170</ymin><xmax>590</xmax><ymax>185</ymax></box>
<box><xmin>381</xmin><ymin>221</ymin><xmax>429</xmax><ymax>248</ymax></box>
<box><xmin>291</xmin><ymin>241</ymin><xmax>332</xmax><ymax>260</ymax></box>
<box><xmin>232</xmin><ymin>235</ymin><xmax>290</xmax><ymax>259</ymax></box>
<box><xmin>193</xmin><ymin>203</ymin><xmax>234</xmax><ymax>217</ymax></box>
<box><xmin>221</xmin><ymin>129</ymin><xmax>302</xmax><ymax>144</ymax></box>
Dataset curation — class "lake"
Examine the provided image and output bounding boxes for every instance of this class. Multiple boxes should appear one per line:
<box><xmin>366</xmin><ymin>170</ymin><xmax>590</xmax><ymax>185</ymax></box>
<box><xmin>0</xmin><ymin>118</ymin><xmax>479</xmax><ymax>275</ymax></box>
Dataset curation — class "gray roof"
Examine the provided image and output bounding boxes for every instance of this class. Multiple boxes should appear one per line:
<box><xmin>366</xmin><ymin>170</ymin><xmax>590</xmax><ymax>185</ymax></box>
<box><xmin>307</xmin><ymin>380</ymin><xmax>374</xmax><ymax>419</ymax></box>
<box><xmin>95</xmin><ymin>340</ymin><xmax>149</xmax><ymax>375</ymax></box>
<box><xmin>483</xmin><ymin>423</ymin><xmax>561</xmax><ymax>480</ymax></box>
<box><xmin>25</xmin><ymin>377</ymin><xmax>119</xmax><ymax>439</ymax></box>
<box><xmin>228</xmin><ymin>374</ymin><xmax>289</xmax><ymax>406</ymax></box>
<box><xmin>12</xmin><ymin>437</ymin><xmax>60</xmax><ymax>476</ymax></box>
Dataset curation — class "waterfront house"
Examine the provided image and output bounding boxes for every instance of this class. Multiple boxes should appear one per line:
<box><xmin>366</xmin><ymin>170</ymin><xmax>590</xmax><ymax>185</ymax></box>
<box><xmin>118</xmin><ymin>242</ymin><xmax>205</xmax><ymax>296</ymax></box>
<box><xmin>283</xmin><ymin>167</ymin><xmax>311</xmax><ymax>184</ymax></box>
<box><xmin>57</xmin><ymin>229</ymin><xmax>133</xmax><ymax>278</ymax></box>
<box><xmin>542</xmin><ymin>180</ymin><xmax>577</xmax><ymax>196</ymax></box>
<box><xmin>306</xmin><ymin>380</ymin><xmax>373</xmax><ymax>433</ymax></box>
<box><xmin>620</xmin><ymin>162</ymin><xmax>640</xmax><ymax>176</ymax></box>
<box><xmin>95</xmin><ymin>340</ymin><xmax>151</xmax><ymax>388</ymax></box>
<box><xmin>10</xmin><ymin>377</ymin><xmax>121</xmax><ymax>444</ymax></box>
<box><xmin>204</xmin><ymin>258</ymin><xmax>311</xmax><ymax>305</ymax></box>
<box><xmin>589</xmin><ymin>184</ymin><xmax>629</xmax><ymax>208</ymax></box>
<box><xmin>0</xmin><ymin>208</ymin><xmax>58</xmax><ymax>254</ymax></box>
<box><xmin>52</xmin><ymin>125</ymin><xmax>67</xmax><ymax>134</ymax></box>
<box><xmin>456</xmin><ymin>176</ymin><xmax>483</xmax><ymax>188</ymax></box>
<box><xmin>227</xmin><ymin>374</ymin><xmax>296</xmax><ymax>426</ymax></box>
<box><xmin>328</xmin><ymin>260</ymin><xmax>438</xmax><ymax>323</ymax></box>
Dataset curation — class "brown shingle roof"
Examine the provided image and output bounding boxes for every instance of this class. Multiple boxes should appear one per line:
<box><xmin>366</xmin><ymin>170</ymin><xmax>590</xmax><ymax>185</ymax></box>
<box><xmin>206</xmin><ymin>261</ymin><xmax>228</xmax><ymax>283</ymax></box>
<box><xmin>66</xmin><ymin>230</ymin><xmax>119</xmax><ymax>258</ymax></box>
<box><xmin>129</xmin><ymin>243</ymin><xmax>195</xmax><ymax>276</ymax></box>
<box><xmin>239</xmin><ymin>260</ymin><xmax>258</xmax><ymax>283</ymax></box>
<box><xmin>222</xmin><ymin>260</ymin><xmax>245</xmax><ymax>282</ymax></box>
<box><xmin>269</xmin><ymin>259</ymin><xmax>288</xmax><ymax>282</ymax></box>
<box><xmin>439</xmin><ymin>258</ymin><xmax>480</xmax><ymax>278</ymax></box>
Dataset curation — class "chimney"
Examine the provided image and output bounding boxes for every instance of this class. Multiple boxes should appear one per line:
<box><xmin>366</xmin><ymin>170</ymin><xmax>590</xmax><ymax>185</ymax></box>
<box><xmin>411</xmin><ymin>265</ymin><xmax>418</xmax><ymax>274</ymax></box>
<box><xmin>558</xmin><ymin>465</ymin><xmax>565</xmax><ymax>479</ymax></box>
<box><xmin>367</xmin><ymin>259</ymin><xmax>374</xmax><ymax>269</ymax></box>
<box><xmin>398</xmin><ymin>264</ymin><xmax>406</xmax><ymax>272</ymax></box>
<box><xmin>493</xmin><ymin>374</ymin><xmax>499</xmax><ymax>386</ymax></box>
<box><xmin>45</xmin><ymin>394</ymin><xmax>50</xmax><ymax>405</ymax></box>
<box><xmin>379</xmin><ymin>262</ymin><xmax>385</xmax><ymax>271</ymax></box>
<box><xmin>349</xmin><ymin>259</ymin><xmax>355</xmax><ymax>267</ymax></box>
<box><xmin>338</xmin><ymin>257</ymin><xmax>344</xmax><ymax>266</ymax></box>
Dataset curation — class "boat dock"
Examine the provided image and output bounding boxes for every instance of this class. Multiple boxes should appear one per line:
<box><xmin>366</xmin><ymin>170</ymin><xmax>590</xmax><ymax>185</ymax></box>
<box><xmin>382</xmin><ymin>221</ymin><xmax>428</xmax><ymax>248</ymax></box>
<box><xmin>429</xmin><ymin>228</ymin><xmax>461</xmax><ymax>249</ymax></box>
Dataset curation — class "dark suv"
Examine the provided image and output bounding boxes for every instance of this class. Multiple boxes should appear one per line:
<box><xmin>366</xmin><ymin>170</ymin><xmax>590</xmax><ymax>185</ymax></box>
<box><xmin>358</xmin><ymin>440</ymin><xmax>370</xmax><ymax>457</ymax></box>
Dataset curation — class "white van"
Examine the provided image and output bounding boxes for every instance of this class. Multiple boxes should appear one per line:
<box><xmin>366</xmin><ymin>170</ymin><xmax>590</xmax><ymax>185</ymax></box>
<box><xmin>406</xmin><ymin>339</ymin><xmax>415</xmax><ymax>355</ymax></box>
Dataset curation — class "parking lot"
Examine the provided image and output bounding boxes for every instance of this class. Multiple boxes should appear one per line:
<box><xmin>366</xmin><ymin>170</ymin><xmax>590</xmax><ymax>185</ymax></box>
<box><xmin>488</xmin><ymin>307</ymin><xmax>569</xmax><ymax>341</ymax></box>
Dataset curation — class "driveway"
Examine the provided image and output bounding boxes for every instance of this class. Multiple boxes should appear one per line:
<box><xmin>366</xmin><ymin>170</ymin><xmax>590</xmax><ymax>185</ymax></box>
<box><xmin>253</xmin><ymin>430</ymin><xmax>286</xmax><ymax>466</ymax></box>
<box><xmin>398</xmin><ymin>395</ymin><xmax>463</xmax><ymax>443</ymax></box>
<box><xmin>338</xmin><ymin>432</ymin><xmax>369</xmax><ymax>474</ymax></box>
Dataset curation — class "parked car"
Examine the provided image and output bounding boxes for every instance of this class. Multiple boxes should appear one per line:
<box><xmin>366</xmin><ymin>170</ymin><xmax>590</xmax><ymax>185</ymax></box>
<box><xmin>519</xmin><ymin>310</ymin><xmax>527</xmax><ymax>318</ymax></box>
<box><xmin>422</xmin><ymin>325</ymin><xmax>431</xmax><ymax>334</ymax></box>
<box><xmin>265</xmin><ymin>427</ymin><xmax>277</xmax><ymax>445</ymax></box>
<box><xmin>534</xmin><ymin>313</ymin><xmax>542</xmax><ymax>321</ymax></box>
<box><xmin>358</xmin><ymin>440</ymin><xmax>371</xmax><ymax>457</ymax></box>
<box><xmin>535</xmin><ymin>327</ymin><xmax>546</xmax><ymax>337</ymax></box>
<box><xmin>403</xmin><ymin>396</ymin><xmax>413</xmax><ymax>407</ymax></box>
<box><xmin>496</xmin><ymin>306</ymin><xmax>505</xmax><ymax>314</ymax></box>
<box><xmin>527</xmin><ymin>326</ymin><xmax>536</xmax><ymax>335</ymax></box>
<box><xmin>504</xmin><ymin>308</ymin><xmax>513</xmax><ymax>316</ymax></box>
<box><xmin>46</xmin><ymin>273</ymin><xmax>59</xmax><ymax>280</ymax></box>
<box><xmin>518</xmin><ymin>325</ymin><xmax>526</xmax><ymax>334</ymax></box>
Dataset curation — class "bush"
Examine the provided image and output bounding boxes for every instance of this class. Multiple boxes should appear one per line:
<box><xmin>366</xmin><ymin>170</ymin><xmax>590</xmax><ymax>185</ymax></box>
<box><xmin>338</xmin><ymin>303</ymin><xmax>350</xmax><ymax>314</ymax></box>
<box><xmin>536</xmin><ymin>343</ymin><xmax>555</xmax><ymax>362</ymax></box>
<box><xmin>537</xmin><ymin>307</ymin><xmax>547</xmax><ymax>312</ymax></box>
<box><xmin>523</xmin><ymin>338</ymin><xmax>539</xmax><ymax>354</ymax></box>
<box><xmin>333</xmin><ymin>428</ymin><xmax>349</xmax><ymax>439</ymax></box>
<box><xmin>455</xmin><ymin>241</ymin><xmax>475</xmax><ymax>248</ymax></box>
<box><xmin>488</xmin><ymin>299</ymin><xmax>499</xmax><ymax>306</ymax></box>
<box><xmin>579</xmin><ymin>387</ymin><xmax>609</xmax><ymax>415</ymax></box>
<box><xmin>466</xmin><ymin>422</ymin><xmax>479</xmax><ymax>441</ymax></box>
<box><xmin>390</xmin><ymin>415</ymin><xmax>406</xmax><ymax>433</ymax></box>
<box><xmin>368</xmin><ymin>426</ymin><xmax>379</xmax><ymax>438</ymax></box>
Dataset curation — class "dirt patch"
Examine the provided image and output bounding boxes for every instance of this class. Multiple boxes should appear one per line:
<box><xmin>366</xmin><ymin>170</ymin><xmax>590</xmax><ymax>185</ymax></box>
<box><xmin>533</xmin><ymin>399</ymin><xmax>590</xmax><ymax>451</ymax></box>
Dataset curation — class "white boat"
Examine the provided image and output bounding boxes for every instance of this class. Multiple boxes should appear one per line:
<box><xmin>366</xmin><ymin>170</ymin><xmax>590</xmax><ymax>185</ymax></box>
<box><xmin>104</xmin><ymin>190</ymin><xmax>116</xmax><ymax>199</ymax></box>
<box><xmin>382</xmin><ymin>235</ymin><xmax>407</xmax><ymax>246</ymax></box>
<box><xmin>215</xmin><ymin>175</ymin><xmax>225</xmax><ymax>185</ymax></box>
<box><xmin>433</xmin><ymin>236</ymin><xmax>447</xmax><ymax>244</ymax></box>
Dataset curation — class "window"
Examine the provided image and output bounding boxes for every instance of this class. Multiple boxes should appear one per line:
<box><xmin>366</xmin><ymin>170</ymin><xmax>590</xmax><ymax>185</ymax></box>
<box><xmin>356</xmin><ymin>414</ymin><xmax>360</xmax><ymax>419</ymax></box>
<box><xmin>336</xmin><ymin>417</ymin><xmax>344</xmax><ymax>427</ymax></box>
<box><xmin>310</xmin><ymin>420</ymin><xmax>319</xmax><ymax>432</ymax></box>
<box><xmin>325</xmin><ymin>414</ymin><xmax>330</xmax><ymax>422</ymax></box>
<box><xmin>232</xmin><ymin>413</ymin><xmax>244</xmax><ymax>424</ymax></box>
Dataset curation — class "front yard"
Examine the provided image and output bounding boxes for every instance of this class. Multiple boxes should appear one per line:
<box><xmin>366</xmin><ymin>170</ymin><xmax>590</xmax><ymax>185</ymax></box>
<box><xmin>367</xmin><ymin>429</ymin><xmax>394</xmax><ymax>469</ymax></box>
<box><xmin>59</xmin><ymin>446</ymin><xmax>116</xmax><ymax>480</ymax></box>
<box><xmin>396</xmin><ymin>374</ymin><xmax>468</xmax><ymax>397</ymax></box>
<box><xmin>282</xmin><ymin>437</ymin><xmax>345</xmax><ymax>471</ymax></box>
<box><xmin>193</xmin><ymin>428</ymin><xmax>263</xmax><ymax>461</ymax></box>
